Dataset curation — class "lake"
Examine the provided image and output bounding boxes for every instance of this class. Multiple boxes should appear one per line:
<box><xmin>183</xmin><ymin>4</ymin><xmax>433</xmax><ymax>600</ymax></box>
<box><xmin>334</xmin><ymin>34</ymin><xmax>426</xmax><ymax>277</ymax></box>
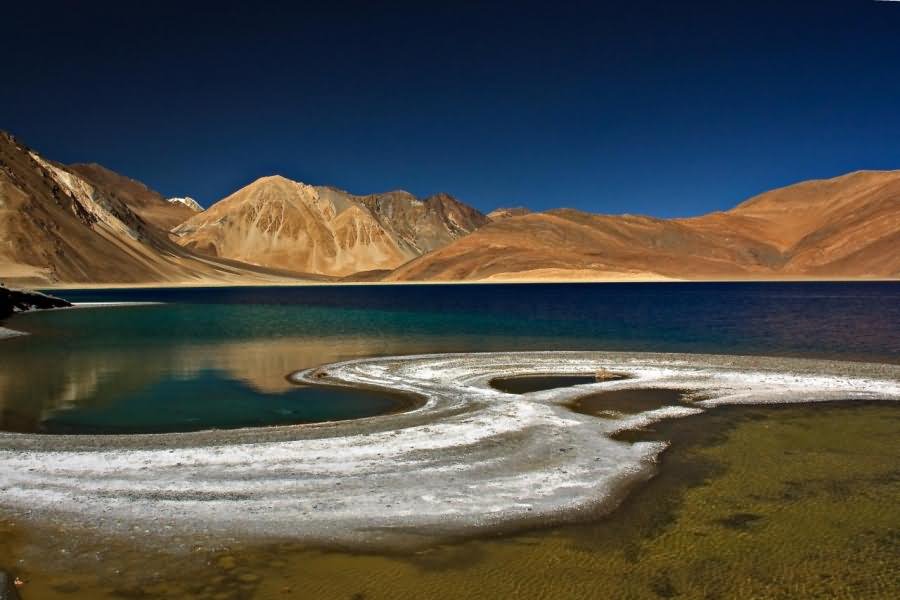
<box><xmin>0</xmin><ymin>281</ymin><xmax>897</xmax><ymax>599</ymax></box>
<box><xmin>1</xmin><ymin>281</ymin><xmax>897</xmax><ymax>434</ymax></box>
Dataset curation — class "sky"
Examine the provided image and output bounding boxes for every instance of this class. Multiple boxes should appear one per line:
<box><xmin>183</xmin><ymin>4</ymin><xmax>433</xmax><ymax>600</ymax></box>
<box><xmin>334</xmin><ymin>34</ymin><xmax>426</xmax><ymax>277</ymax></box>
<box><xmin>3</xmin><ymin>1</ymin><xmax>900</xmax><ymax>216</ymax></box>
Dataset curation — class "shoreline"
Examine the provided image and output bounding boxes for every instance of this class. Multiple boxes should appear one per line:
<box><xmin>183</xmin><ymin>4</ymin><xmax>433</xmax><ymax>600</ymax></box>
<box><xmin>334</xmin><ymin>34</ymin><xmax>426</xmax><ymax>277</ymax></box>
<box><xmin>29</xmin><ymin>275</ymin><xmax>900</xmax><ymax>291</ymax></box>
<box><xmin>4</xmin><ymin>398</ymin><xmax>895</xmax><ymax>599</ymax></box>
<box><xmin>2</xmin><ymin>350</ymin><xmax>898</xmax><ymax>551</ymax></box>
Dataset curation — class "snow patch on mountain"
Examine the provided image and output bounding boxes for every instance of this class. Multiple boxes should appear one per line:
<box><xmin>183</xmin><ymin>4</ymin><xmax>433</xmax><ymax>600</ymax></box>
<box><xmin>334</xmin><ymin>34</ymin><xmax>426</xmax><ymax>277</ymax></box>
<box><xmin>167</xmin><ymin>197</ymin><xmax>203</xmax><ymax>212</ymax></box>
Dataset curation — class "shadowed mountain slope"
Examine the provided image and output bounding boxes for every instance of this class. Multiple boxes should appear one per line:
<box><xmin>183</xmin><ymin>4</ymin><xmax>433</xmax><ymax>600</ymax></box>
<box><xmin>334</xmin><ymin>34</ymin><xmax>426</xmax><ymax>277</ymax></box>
<box><xmin>68</xmin><ymin>162</ymin><xmax>197</xmax><ymax>231</ymax></box>
<box><xmin>359</xmin><ymin>191</ymin><xmax>489</xmax><ymax>254</ymax></box>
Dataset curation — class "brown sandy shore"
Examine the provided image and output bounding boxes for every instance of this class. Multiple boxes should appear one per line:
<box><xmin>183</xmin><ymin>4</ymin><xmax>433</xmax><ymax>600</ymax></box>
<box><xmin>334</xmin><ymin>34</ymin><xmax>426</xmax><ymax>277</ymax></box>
<box><xmin>31</xmin><ymin>274</ymin><xmax>898</xmax><ymax>290</ymax></box>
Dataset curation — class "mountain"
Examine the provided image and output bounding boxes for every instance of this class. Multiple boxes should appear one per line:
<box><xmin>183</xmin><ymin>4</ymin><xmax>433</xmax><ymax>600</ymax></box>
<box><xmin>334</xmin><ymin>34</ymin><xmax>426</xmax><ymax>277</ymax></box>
<box><xmin>167</xmin><ymin>197</ymin><xmax>204</xmax><ymax>212</ymax></box>
<box><xmin>359</xmin><ymin>191</ymin><xmax>489</xmax><ymax>254</ymax></box>
<box><xmin>384</xmin><ymin>210</ymin><xmax>769</xmax><ymax>281</ymax></box>
<box><xmin>172</xmin><ymin>177</ymin><xmax>488</xmax><ymax>277</ymax></box>
<box><xmin>1</xmin><ymin>128</ymin><xmax>895</xmax><ymax>285</ymax></box>
<box><xmin>0</xmin><ymin>132</ymin><xmax>306</xmax><ymax>286</ymax></box>
<box><xmin>683</xmin><ymin>170</ymin><xmax>900</xmax><ymax>277</ymax></box>
<box><xmin>67</xmin><ymin>163</ymin><xmax>197</xmax><ymax>230</ymax></box>
<box><xmin>386</xmin><ymin>171</ymin><xmax>900</xmax><ymax>281</ymax></box>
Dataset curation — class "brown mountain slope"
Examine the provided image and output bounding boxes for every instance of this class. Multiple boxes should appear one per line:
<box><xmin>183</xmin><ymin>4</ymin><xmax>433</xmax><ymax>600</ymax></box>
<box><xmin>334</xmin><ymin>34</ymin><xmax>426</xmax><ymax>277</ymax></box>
<box><xmin>2</xmin><ymin>126</ymin><xmax>895</xmax><ymax>285</ymax></box>
<box><xmin>172</xmin><ymin>177</ymin><xmax>414</xmax><ymax>276</ymax></box>
<box><xmin>682</xmin><ymin>170</ymin><xmax>900</xmax><ymax>277</ymax></box>
<box><xmin>173</xmin><ymin>179</ymin><xmax>487</xmax><ymax>276</ymax></box>
<box><xmin>386</xmin><ymin>171</ymin><xmax>900</xmax><ymax>281</ymax></box>
<box><xmin>0</xmin><ymin>132</ymin><xmax>305</xmax><ymax>286</ymax></box>
<box><xmin>384</xmin><ymin>211</ymin><xmax>778</xmax><ymax>281</ymax></box>
<box><xmin>359</xmin><ymin>191</ymin><xmax>489</xmax><ymax>254</ymax></box>
<box><xmin>68</xmin><ymin>162</ymin><xmax>197</xmax><ymax>230</ymax></box>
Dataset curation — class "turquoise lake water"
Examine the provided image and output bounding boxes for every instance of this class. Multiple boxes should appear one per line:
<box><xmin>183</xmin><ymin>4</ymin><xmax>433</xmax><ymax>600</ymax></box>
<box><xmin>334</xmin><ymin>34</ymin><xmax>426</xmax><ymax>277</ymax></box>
<box><xmin>1</xmin><ymin>282</ymin><xmax>897</xmax><ymax>434</ymax></box>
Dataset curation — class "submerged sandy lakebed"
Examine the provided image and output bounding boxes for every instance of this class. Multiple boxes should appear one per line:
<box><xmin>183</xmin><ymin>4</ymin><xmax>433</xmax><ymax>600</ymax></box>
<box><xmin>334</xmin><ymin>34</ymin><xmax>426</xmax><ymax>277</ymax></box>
<box><xmin>1</xmin><ymin>350</ymin><xmax>898</xmax><ymax>552</ymax></box>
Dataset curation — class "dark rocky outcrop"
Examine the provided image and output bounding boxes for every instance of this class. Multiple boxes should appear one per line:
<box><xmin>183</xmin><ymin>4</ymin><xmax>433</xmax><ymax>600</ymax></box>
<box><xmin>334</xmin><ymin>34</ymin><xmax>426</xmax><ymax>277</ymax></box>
<box><xmin>0</xmin><ymin>284</ymin><xmax>71</xmax><ymax>320</ymax></box>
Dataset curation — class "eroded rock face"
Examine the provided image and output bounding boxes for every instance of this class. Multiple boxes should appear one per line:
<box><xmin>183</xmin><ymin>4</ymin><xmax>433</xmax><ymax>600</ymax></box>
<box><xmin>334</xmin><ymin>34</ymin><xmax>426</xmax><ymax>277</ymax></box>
<box><xmin>68</xmin><ymin>163</ymin><xmax>198</xmax><ymax>231</ymax></box>
<box><xmin>360</xmin><ymin>191</ymin><xmax>490</xmax><ymax>254</ymax></box>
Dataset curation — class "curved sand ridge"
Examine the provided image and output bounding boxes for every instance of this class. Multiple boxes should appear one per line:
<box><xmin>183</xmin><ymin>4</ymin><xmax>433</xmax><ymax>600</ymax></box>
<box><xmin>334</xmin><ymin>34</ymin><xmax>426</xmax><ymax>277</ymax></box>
<box><xmin>0</xmin><ymin>351</ymin><xmax>898</xmax><ymax>549</ymax></box>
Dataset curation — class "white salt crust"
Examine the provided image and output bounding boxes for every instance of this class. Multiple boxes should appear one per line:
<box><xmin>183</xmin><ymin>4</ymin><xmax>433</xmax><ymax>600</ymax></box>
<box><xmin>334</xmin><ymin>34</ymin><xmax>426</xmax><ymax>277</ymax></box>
<box><xmin>0</xmin><ymin>351</ymin><xmax>897</xmax><ymax>548</ymax></box>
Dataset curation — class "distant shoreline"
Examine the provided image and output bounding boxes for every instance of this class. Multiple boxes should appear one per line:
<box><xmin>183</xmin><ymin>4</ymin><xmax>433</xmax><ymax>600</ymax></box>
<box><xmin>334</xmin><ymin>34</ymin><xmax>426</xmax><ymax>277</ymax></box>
<box><xmin>0</xmin><ymin>301</ymin><xmax>163</xmax><ymax>342</ymax></box>
<box><xmin>32</xmin><ymin>275</ymin><xmax>899</xmax><ymax>291</ymax></box>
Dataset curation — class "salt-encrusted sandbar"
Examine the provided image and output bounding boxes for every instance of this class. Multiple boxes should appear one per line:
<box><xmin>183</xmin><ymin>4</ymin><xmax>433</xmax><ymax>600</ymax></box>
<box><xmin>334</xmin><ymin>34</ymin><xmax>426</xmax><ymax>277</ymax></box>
<box><xmin>69</xmin><ymin>301</ymin><xmax>164</xmax><ymax>309</ymax></box>
<box><xmin>0</xmin><ymin>351</ymin><xmax>898</xmax><ymax>550</ymax></box>
<box><xmin>0</xmin><ymin>326</ymin><xmax>27</xmax><ymax>340</ymax></box>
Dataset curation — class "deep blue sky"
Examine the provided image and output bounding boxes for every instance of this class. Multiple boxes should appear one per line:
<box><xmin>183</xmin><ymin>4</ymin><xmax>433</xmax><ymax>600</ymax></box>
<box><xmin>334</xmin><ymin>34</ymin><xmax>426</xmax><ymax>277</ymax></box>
<box><xmin>3</xmin><ymin>1</ymin><xmax>900</xmax><ymax>216</ymax></box>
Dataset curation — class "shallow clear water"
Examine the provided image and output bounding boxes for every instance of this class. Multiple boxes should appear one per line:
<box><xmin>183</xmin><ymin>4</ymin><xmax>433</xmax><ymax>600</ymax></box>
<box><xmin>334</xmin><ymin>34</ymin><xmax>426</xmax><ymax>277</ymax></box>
<box><xmin>571</xmin><ymin>387</ymin><xmax>689</xmax><ymax>416</ymax></box>
<box><xmin>3</xmin><ymin>402</ymin><xmax>897</xmax><ymax>599</ymax></box>
<box><xmin>1</xmin><ymin>282</ymin><xmax>897</xmax><ymax>434</ymax></box>
<box><xmin>489</xmin><ymin>374</ymin><xmax>604</xmax><ymax>393</ymax></box>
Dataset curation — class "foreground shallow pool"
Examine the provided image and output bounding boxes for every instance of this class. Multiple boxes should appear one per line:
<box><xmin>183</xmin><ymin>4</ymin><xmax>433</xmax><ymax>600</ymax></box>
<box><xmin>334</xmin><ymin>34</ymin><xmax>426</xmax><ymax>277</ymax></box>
<box><xmin>9</xmin><ymin>371</ymin><xmax>415</xmax><ymax>435</ymax></box>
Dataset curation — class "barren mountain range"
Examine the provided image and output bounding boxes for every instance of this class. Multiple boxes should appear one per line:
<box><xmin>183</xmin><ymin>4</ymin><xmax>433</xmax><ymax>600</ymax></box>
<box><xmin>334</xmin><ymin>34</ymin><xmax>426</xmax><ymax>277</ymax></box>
<box><xmin>0</xmin><ymin>130</ymin><xmax>896</xmax><ymax>286</ymax></box>
<box><xmin>0</xmin><ymin>132</ymin><xmax>308</xmax><ymax>286</ymax></box>
<box><xmin>390</xmin><ymin>171</ymin><xmax>900</xmax><ymax>281</ymax></box>
<box><xmin>170</xmin><ymin>178</ymin><xmax>487</xmax><ymax>277</ymax></box>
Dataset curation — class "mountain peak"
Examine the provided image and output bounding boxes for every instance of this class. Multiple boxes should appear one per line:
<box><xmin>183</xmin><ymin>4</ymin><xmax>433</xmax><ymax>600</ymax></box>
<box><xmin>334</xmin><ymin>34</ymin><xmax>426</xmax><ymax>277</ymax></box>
<box><xmin>424</xmin><ymin>192</ymin><xmax>461</xmax><ymax>205</ymax></box>
<box><xmin>167</xmin><ymin>197</ymin><xmax>203</xmax><ymax>212</ymax></box>
<box><xmin>244</xmin><ymin>174</ymin><xmax>325</xmax><ymax>196</ymax></box>
<box><xmin>246</xmin><ymin>174</ymin><xmax>299</xmax><ymax>188</ymax></box>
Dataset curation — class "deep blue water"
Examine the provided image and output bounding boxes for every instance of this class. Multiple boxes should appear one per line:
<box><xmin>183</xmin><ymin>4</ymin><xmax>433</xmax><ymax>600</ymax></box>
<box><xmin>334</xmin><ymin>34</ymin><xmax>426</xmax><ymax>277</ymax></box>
<box><xmin>1</xmin><ymin>282</ymin><xmax>896</xmax><ymax>434</ymax></box>
<box><xmin>51</xmin><ymin>282</ymin><xmax>900</xmax><ymax>361</ymax></box>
